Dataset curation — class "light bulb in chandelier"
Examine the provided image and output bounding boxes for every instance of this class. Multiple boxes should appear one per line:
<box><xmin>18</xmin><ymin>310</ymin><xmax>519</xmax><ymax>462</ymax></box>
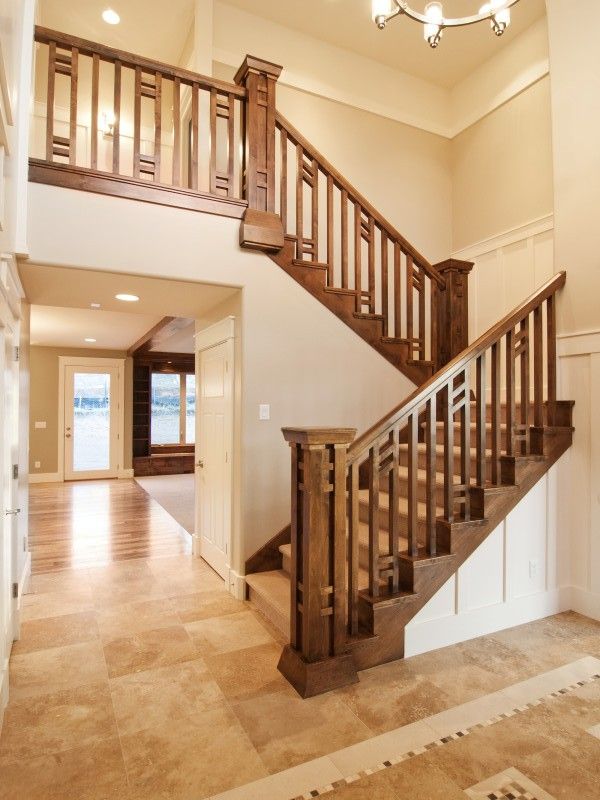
<box><xmin>371</xmin><ymin>0</ymin><xmax>394</xmax><ymax>29</ymax></box>
<box><xmin>479</xmin><ymin>0</ymin><xmax>511</xmax><ymax>36</ymax></box>
<box><xmin>424</xmin><ymin>2</ymin><xmax>443</xmax><ymax>48</ymax></box>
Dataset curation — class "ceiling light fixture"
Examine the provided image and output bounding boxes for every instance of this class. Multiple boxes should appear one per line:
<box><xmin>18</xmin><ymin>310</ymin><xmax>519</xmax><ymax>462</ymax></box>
<box><xmin>91</xmin><ymin>302</ymin><xmax>101</xmax><ymax>309</ymax></box>
<box><xmin>372</xmin><ymin>0</ymin><xmax>518</xmax><ymax>48</ymax></box>
<box><xmin>102</xmin><ymin>8</ymin><xmax>120</xmax><ymax>25</ymax></box>
<box><xmin>115</xmin><ymin>293</ymin><xmax>139</xmax><ymax>303</ymax></box>
<box><xmin>84</xmin><ymin>338</ymin><xmax>97</xmax><ymax>343</ymax></box>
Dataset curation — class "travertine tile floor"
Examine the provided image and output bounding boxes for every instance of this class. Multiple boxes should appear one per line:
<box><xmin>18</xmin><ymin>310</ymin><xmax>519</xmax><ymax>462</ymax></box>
<box><xmin>2</xmin><ymin>485</ymin><xmax>599</xmax><ymax>799</ymax></box>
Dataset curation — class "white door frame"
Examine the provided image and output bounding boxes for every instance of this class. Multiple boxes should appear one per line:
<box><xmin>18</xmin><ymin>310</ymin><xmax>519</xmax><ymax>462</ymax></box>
<box><xmin>194</xmin><ymin>317</ymin><xmax>235</xmax><ymax>585</ymax></box>
<box><xmin>58</xmin><ymin>356</ymin><xmax>125</xmax><ymax>482</ymax></box>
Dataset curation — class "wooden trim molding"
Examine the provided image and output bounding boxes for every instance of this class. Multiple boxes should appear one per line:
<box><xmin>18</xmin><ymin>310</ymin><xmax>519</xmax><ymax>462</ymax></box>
<box><xmin>28</xmin><ymin>160</ymin><xmax>248</xmax><ymax>220</ymax></box>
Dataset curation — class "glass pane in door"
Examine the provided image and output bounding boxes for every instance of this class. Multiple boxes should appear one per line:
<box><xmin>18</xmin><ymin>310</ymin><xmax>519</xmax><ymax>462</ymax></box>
<box><xmin>73</xmin><ymin>372</ymin><xmax>111</xmax><ymax>472</ymax></box>
<box><xmin>186</xmin><ymin>374</ymin><xmax>196</xmax><ymax>444</ymax></box>
<box><xmin>151</xmin><ymin>373</ymin><xmax>181</xmax><ymax>444</ymax></box>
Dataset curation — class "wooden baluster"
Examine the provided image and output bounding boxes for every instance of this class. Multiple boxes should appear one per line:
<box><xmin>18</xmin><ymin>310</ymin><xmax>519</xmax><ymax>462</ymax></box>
<box><xmin>407</xmin><ymin>412</ymin><xmax>419</xmax><ymax>557</ymax></box>
<box><xmin>133</xmin><ymin>67</ymin><xmax>142</xmax><ymax>179</ymax></box>
<box><xmin>388</xmin><ymin>428</ymin><xmax>400</xmax><ymax>594</ymax></box>
<box><xmin>368</xmin><ymin>216</ymin><xmax>375</xmax><ymax>314</ymax></box>
<box><xmin>90</xmin><ymin>53</ymin><xmax>99</xmax><ymax>170</ymax></box>
<box><xmin>112</xmin><ymin>60</ymin><xmax>121</xmax><ymax>174</ymax></box>
<box><xmin>381</xmin><ymin>231</ymin><xmax>388</xmax><ymax>337</ymax></box>
<box><xmin>368</xmin><ymin>442</ymin><xmax>380</xmax><ymax>597</ymax></box>
<box><xmin>425</xmin><ymin>396</ymin><xmax>437</xmax><ymax>556</ymax></box>
<box><xmin>46</xmin><ymin>42</ymin><xmax>56</xmax><ymax>162</ymax></box>
<box><xmin>295</xmin><ymin>145</ymin><xmax>303</xmax><ymax>257</ymax></box>
<box><xmin>279</xmin><ymin>127</ymin><xmax>288</xmax><ymax>232</ymax></box>
<box><xmin>475</xmin><ymin>353</ymin><xmax>486</xmax><ymax>486</ymax></box>
<box><xmin>459</xmin><ymin>367</ymin><xmax>471</xmax><ymax>520</ymax></box>
<box><xmin>533</xmin><ymin>304</ymin><xmax>544</xmax><ymax>429</ymax></box>
<box><xmin>394</xmin><ymin>242</ymin><xmax>401</xmax><ymax>338</ymax></box>
<box><xmin>443</xmin><ymin>382</ymin><xmax>454</xmax><ymax>522</ymax></box>
<box><xmin>226</xmin><ymin>92</ymin><xmax>235</xmax><ymax>196</ymax></box>
<box><xmin>153</xmin><ymin>72</ymin><xmax>162</xmax><ymax>183</ymax></box>
<box><xmin>311</xmin><ymin>158</ymin><xmax>319</xmax><ymax>262</ymax></box>
<box><xmin>347</xmin><ymin>461</ymin><xmax>360</xmax><ymax>636</ymax></box>
<box><xmin>519</xmin><ymin>316</ymin><xmax>530</xmax><ymax>454</ymax></box>
<box><xmin>546</xmin><ymin>294</ymin><xmax>557</xmax><ymax>425</ymax></box>
<box><xmin>491</xmin><ymin>340</ymin><xmax>501</xmax><ymax>484</ymax></box>
<box><xmin>430</xmin><ymin>278</ymin><xmax>438</xmax><ymax>367</ymax></box>
<box><xmin>418</xmin><ymin>266</ymin><xmax>426</xmax><ymax>360</ymax></box>
<box><xmin>279</xmin><ymin>427</ymin><xmax>358</xmax><ymax>698</ymax></box>
<box><xmin>341</xmin><ymin>189</ymin><xmax>348</xmax><ymax>289</ymax></box>
<box><xmin>354</xmin><ymin>204</ymin><xmax>362</xmax><ymax>311</ymax></box>
<box><xmin>506</xmin><ymin>327</ymin><xmax>516</xmax><ymax>457</ymax></box>
<box><xmin>406</xmin><ymin>253</ymin><xmax>414</xmax><ymax>356</ymax></box>
<box><xmin>326</xmin><ymin>174</ymin><xmax>334</xmax><ymax>285</ymax></box>
<box><xmin>68</xmin><ymin>48</ymin><xmax>78</xmax><ymax>166</ymax></box>
<box><xmin>209</xmin><ymin>89</ymin><xmax>218</xmax><ymax>194</ymax></box>
<box><xmin>190</xmin><ymin>84</ymin><xmax>199</xmax><ymax>191</ymax></box>
<box><xmin>172</xmin><ymin>78</ymin><xmax>181</xmax><ymax>187</ymax></box>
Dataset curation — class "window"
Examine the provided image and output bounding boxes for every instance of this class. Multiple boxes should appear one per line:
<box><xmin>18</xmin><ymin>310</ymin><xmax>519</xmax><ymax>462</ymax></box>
<box><xmin>151</xmin><ymin>372</ymin><xmax>195</xmax><ymax>446</ymax></box>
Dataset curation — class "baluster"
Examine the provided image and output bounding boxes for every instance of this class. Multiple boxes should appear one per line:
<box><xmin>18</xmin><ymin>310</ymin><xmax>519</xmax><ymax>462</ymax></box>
<box><xmin>368</xmin><ymin>442</ymin><xmax>380</xmax><ymax>597</ymax></box>
<box><xmin>347</xmin><ymin>461</ymin><xmax>360</xmax><ymax>636</ymax></box>
<box><xmin>46</xmin><ymin>42</ymin><xmax>56</xmax><ymax>162</ymax></box>
<box><xmin>546</xmin><ymin>295</ymin><xmax>557</xmax><ymax>425</ymax></box>
<box><xmin>394</xmin><ymin>242</ymin><xmax>401</xmax><ymax>338</ymax></box>
<box><xmin>133</xmin><ymin>68</ymin><xmax>142</xmax><ymax>179</ymax></box>
<box><xmin>381</xmin><ymin>231</ymin><xmax>388</xmax><ymax>337</ymax></box>
<box><xmin>425</xmin><ymin>396</ymin><xmax>437</xmax><ymax>556</ymax></box>
<box><xmin>443</xmin><ymin>381</ymin><xmax>454</xmax><ymax>521</ymax></box>
<box><xmin>226</xmin><ymin>92</ymin><xmax>235</xmax><ymax>196</ymax></box>
<box><xmin>311</xmin><ymin>159</ymin><xmax>319</xmax><ymax>261</ymax></box>
<box><xmin>296</xmin><ymin>144</ymin><xmax>303</xmax><ymax>257</ymax></box>
<box><xmin>354</xmin><ymin>203</ymin><xmax>362</xmax><ymax>310</ymax></box>
<box><xmin>190</xmin><ymin>84</ymin><xmax>199</xmax><ymax>191</ymax></box>
<box><xmin>388</xmin><ymin>428</ymin><xmax>400</xmax><ymax>593</ymax></box>
<box><xmin>279</xmin><ymin>127</ymin><xmax>288</xmax><ymax>231</ymax></box>
<box><xmin>172</xmin><ymin>77</ymin><xmax>181</xmax><ymax>187</ymax></box>
<box><xmin>112</xmin><ymin>60</ymin><xmax>121</xmax><ymax>173</ymax></box>
<box><xmin>459</xmin><ymin>367</ymin><xmax>471</xmax><ymax>520</ymax></box>
<box><xmin>506</xmin><ymin>327</ymin><xmax>516</xmax><ymax>457</ymax></box>
<box><xmin>406</xmin><ymin>254</ymin><xmax>414</xmax><ymax>356</ymax></box>
<box><xmin>341</xmin><ymin>188</ymin><xmax>348</xmax><ymax>289</ymax></box>
<box><xmin>407</xmin><ymin>412</ymin><xmax>419</xmax><ymax>557</ymax></box>
<box><xmin>153</xmin><ymin>73</ymin><xmax>162</xmax><ymax>183</ymax></box>
<box><xmin>326</xmin><ymin>174</ymin><xmax>334</xmax><ymax>285</ymax></box>
<box><xmin>475</xmin><ymin>353</ymin><xmax>486</xmax><ymax>486</ymax></box>
<box><xmin>368</xmin><ymin>216</ymin><xmax>375</xmax><ymax>314</ymax></box>
<box><xmin>519</xmin><ymin>317</ymin><xmax>530</xmax><ymax>454</ymax></box>
<box><xmin>429</xmin><ymin>278</ymin><xmax>438</xmax><ymax>366</ymax></box>
<box><xmin>418</xmin><ymin>266</ymin><xmax>426</xmax><ymax>360</ymax></box>
<box><xmin>68</xmin><ymin>48</ymin><xmax>78</xmax><ymax>166</ymax></box>
<box><xmin>491</xmin><ymin>340</ymin><xmax>502</xmax><ymax>484</ymax></box>
<box><xmin>209</xmin><ymin>89</ymin><xmax>218</xmax><ymax>193</ymax></box>
<box><xmin>90</xmin><ymin>53</ymin><xmax>99</xmax><ymax>170</ymax></box>
<box><xmin>533</xmin><ymin>304</ymin><xmax>544</xmax><ymax>429</ymax></box>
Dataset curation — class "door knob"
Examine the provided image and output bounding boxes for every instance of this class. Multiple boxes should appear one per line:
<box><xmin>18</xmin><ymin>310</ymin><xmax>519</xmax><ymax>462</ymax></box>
<box><xmin>5</xmin><ymin>509</ymin><xmax>20</xmax><ymax>516</ymax></box>
<box><xmin>65</xmin><ymin>433</ymin><xmax>72</xmax><ymax>438</ymax></box>
<box><xmin>196</xmin><ymin>459</ymin><xmax>204</xmax><ymax>468</ymax></box>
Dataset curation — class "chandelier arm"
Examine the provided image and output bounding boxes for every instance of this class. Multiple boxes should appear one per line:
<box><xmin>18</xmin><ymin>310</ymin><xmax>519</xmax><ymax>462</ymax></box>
<box><xmin>385</xmin><ymin>0</ymin><xmax>520</xmax><ymax>29</ymax></box>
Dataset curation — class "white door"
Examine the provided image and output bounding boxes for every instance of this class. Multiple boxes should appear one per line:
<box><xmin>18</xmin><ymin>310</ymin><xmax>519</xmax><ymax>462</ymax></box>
<box><xmin>64</xmin><ymin>366</ymin><xmax>119</xmax><ymax>481</ymax></box>
<box><xmin>196</xmin><ymin>340</ymin><xmax>233</xmax><ymax>578</ymax></box>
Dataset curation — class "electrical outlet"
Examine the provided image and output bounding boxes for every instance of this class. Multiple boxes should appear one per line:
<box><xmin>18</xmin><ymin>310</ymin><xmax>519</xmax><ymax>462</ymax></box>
<box><xmin>34</xmin><ymin>421</ymin><xmax>46</xmax><ymax>430</ymax></box>
<box><xmin>34</xmin><ymin>461</ymin><xmax>41</xmax><ymax>469</ymax></box>
<box><xmin>528</xmin><ymin>559</ymin><xmax>539</xmax><ymax>579</ymax></box>
<box><xmin>259</xmin><ymin>404</ymin><xmax>270</xmax><ymax>421</ymax></box>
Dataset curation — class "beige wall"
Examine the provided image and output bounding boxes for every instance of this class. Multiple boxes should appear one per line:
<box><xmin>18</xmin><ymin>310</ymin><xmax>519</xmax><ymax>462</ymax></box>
<box><xmin>451</xmin><ymin>77</ymin><xmax>554</xmax><ymax>253</ymax></box>
<box><xmin>29</xmin><ymin>346</ymin><xmax>133</xmax><ymax>475</ymax></box>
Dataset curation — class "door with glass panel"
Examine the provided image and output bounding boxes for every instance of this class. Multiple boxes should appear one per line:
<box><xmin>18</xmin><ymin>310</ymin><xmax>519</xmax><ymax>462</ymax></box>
<box><xmin>64</xmin><ymin>366</ymin><xmax>119</xmax><ymax>480</ymax></box>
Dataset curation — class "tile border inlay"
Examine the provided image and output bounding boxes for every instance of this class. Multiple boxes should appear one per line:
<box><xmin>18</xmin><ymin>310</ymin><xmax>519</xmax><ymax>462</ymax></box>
<box><xmin>209</xmin><ymin>657</ymin><xmax>600</xmax><ymax>800</ymax></box>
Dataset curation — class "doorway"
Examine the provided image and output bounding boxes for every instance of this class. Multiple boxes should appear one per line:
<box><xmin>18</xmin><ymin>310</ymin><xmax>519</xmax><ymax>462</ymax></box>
<box><xmin>59</xmin><ymin>357</ymin><xmax>125</xmax><ymax>481</ymax></box>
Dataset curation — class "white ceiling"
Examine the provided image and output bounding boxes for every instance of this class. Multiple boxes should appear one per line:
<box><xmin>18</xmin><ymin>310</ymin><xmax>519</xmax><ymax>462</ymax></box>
<box><xmin>154</xmin><ymin>320</ymin><xmax>196</xmax><ymax>354</ymax></box>
<box><xmin>39</xmin><ymin>0</ymin><xmax>546</xmax><ymax>89</ymax></box>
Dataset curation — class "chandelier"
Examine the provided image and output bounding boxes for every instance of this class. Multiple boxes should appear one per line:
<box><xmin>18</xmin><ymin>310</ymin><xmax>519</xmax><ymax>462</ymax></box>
<box><xmin>372</xmin><ymin>0</ymin><xmax>520</xmax><ymax>48</ymax></box>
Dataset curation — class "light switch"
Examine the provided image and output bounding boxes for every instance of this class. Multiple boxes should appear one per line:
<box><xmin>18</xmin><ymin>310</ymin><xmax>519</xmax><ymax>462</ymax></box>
<box><xmin>259</xmin><ymin>404</ymin><xmax>270</xmax><ymax>421</ymax></box>
<box><xmin>35</xmin><ymin>421</ymin><xmax>47</xmax><ymax>429</ymax></box>
<box><xmin>34</xmin><ymin>461</ymin><xmax>41</xmax><ymax>469</ymax></box>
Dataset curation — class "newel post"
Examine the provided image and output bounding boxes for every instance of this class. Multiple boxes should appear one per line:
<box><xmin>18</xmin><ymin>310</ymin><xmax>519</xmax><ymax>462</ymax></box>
<box><xmin>234</xmin><ymin>55</ymin><xmax>284</xmax><ymax>252</ymax></box>
<box><xmin>278</xmin><ymin>427</ymin><xmax>359</xmax><ymax>698</ymax></box>
<box><xmin>434</xmin><ymin>258</ymin><xmax>474</xmax><ymax>371</ymax></box>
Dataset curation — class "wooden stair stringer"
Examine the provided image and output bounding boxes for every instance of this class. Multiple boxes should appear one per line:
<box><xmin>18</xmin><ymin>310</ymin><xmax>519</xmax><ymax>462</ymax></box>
<box><xmin>269</xmin><ymin>239</ymin><xmax>432</xmax><ymax>385</ymax></box>
<box><xmin>349</xmin><ymin>426</ymin><xmax>573</xmax><ymax>673</ymax></box>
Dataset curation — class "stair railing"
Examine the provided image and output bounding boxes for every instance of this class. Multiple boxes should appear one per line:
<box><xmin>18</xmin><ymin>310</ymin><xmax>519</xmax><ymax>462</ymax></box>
<box><xmin>280</xmin><ymin>271</ymin><xmax>567</xmax><ymax>697</ymax></box>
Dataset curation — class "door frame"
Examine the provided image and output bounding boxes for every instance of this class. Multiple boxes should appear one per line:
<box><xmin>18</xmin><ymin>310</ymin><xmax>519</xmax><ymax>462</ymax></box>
<box><xmin>194</xmin><ymin>317</ymin><xmax>235</xmax><ymax>588</ymax></box>
<box><xmin>57</xmin><ymin>356</ymin><xmax>126</xmax><ymax>482</ymax></box>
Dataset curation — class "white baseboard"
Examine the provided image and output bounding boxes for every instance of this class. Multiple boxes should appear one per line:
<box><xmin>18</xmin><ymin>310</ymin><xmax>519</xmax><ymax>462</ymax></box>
<box><xmin>192</xmin><ymin>534</ymin><xmax>201</xmax><ymax>558</ymax></box>
<box><xmin>0</xmin><ymin>655</ymin><xmax>8</xmax><ymax>734</ymax></box>
<box><xmin>29</xmin><ymin>472</ymin><xmax>61</xmax><ymax>484</ymax></box>
<box><xmin>405</xmin><ymin>587</ymin><xmax>571</xmax><ymax>658</ymax></box>
<box><xmin>11</xmin><ymin>551</ymin><xmax>32</xmax><ymax>642</ymax></box>
<box><xmin>569</xmin><ymin>586</ymin><xmax>600</xmax><ymax>621</ymax></box>
<box><xmin>118</xmin><ymin>469</ymin><xmax>134</xmax><ymax>479</ymax></box>
<box><xmin>227</xmin><ymin>568</ymin><xmax>246</xmax><ymax>600</ymax></box>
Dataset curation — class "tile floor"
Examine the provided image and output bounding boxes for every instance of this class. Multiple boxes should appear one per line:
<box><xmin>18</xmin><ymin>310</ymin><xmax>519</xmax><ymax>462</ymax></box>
<box><xmin>2</xmin><ymin>482</ymin><xmax>600</xmax><ymax>800</ymax></box>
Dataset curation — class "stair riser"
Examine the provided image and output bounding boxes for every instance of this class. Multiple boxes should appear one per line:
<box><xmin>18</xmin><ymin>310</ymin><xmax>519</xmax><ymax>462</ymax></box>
<box><xmin>434</xmin><ymin>426</ymin><xmax>508</xmax><ymax>450</ymax></box>
<box><xmin>358</xmin><ymin>501</ymin><xmax>428</xmax><ymax>541</ymax></box>
<box><xmin>379</xmin><ymin>475</ymin><xmax>445</xmax><ymax>506</ymax></box>
<box><xmin>399</xmin><ymin>449</ymin><xmax>493</xmax><ymax>480</ymax></box>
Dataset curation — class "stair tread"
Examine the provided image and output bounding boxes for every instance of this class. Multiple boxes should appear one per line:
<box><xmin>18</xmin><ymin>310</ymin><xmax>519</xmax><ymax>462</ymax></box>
<box><xmin>292</xmin><ymin>259</ymin><xmax>329</xmax><ymax>270</ymax></box>
<box><xmin>246</xmin><ymin>570</ymin><xmax>290</xmax><ymax>618</ymax></box>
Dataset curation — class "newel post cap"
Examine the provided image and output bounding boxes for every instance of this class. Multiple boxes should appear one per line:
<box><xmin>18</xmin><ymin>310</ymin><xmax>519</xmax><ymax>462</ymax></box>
<box><xmin>282</xmin><ymin>427</ymin><xmax>357</xmax><ymax>447</ymax></box>
<box><xmin>433</xmin><ymin>258</ymin><xmax>474</xmax><ymax>276</ymax></box>
<box><xmin>234</xmin><ymin>54</ymin><xmax>283</xmax><ymax>85</ymax></box>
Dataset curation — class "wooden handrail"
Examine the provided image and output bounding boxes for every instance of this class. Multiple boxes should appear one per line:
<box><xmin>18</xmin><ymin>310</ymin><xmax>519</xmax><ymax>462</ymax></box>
<box><xmin>35</xmin><ymin>26</ymin><xmax>247</xmax><ymax>98</ymax></box>
<box><xmin>349</xmin><ymin>271</ymin><xmax>566</xmax><ymax>460</ymax></box>
<box><xmin>275</xmin><ymin>112</ymin><xmax>444</xmax><ymax>288</ymax></box>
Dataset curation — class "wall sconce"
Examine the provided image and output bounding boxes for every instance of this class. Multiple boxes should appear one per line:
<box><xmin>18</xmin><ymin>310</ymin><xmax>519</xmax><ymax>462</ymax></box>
<box><xmin>101</xmin><ymin>111</ymin><xmax>116</xmax><ymax>139</ymax></box>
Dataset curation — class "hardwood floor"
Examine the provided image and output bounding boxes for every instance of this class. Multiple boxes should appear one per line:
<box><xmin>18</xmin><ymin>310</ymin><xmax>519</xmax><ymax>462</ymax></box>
<box><xmin>28</xmin><ymin>479</ymin><xmax>191</xmax><ymax>574</ymax></box>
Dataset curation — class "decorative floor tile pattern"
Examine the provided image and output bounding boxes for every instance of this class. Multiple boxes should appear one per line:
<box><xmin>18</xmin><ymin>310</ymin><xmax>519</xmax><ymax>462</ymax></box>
<box><xmin>465</xmin><ymin>767</ymin><xmax>556</xmax><ymax>800</ymax></box>
<box><xmin>282</xmin><ymin>673</ymin><xmax>600</xmax><ymax>800</ymax></box>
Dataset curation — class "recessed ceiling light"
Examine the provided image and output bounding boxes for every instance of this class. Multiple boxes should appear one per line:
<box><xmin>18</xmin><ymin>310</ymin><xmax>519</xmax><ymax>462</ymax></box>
<box><xmin>102</xmin><ymin>8</ymin><xmax>120</xmax><ymax>25</ymax></box>
<box><xmin>90</xmin><ymin>302</ymin><xmax>101</xmax><ymax>309</ymax></box>
<box><xmin>115</xmin><ymin>293</ymin><xmax>139</xmax><ymax>302</ymax></box>
<box><xmin>84</xmin><ymin>338</ymin><xmax>97</xmax><ymax>343</ymax></box>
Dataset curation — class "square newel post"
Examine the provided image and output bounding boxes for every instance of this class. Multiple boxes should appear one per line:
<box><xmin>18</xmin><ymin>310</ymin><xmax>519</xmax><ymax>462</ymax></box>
<box><xmin>278</xmin><ymin>427</ymin><xmax>359</xmax><ymax>698</ymax></box>
<box><xmin>234</xmin><ymin>55</ymin><xmax>284</xmax><ymax>252</ymax></box>
<box><xmin>434</xmin><ymin>258</ymin><xmax>474</xmax><ymax>371</ymax></box>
